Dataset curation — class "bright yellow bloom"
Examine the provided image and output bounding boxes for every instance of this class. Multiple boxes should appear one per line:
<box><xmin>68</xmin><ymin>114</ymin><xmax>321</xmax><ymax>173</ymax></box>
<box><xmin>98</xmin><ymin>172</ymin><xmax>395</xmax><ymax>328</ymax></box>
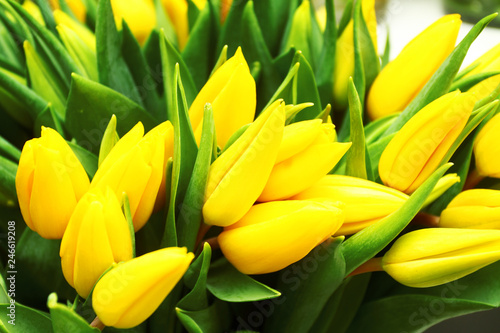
<box><xmin>23</xmin><ymin>1</ymin><xmax>45</xmax><ymax>26</ymax></box>
<box><xmin>467</xmin><ymin>74</ymin><xmax>500</xmax><ymax>103</ymax></box>
<box><xmin>382</xmin><ymin>228</ymin><xmax>500</xmax><ymax>288</ymax></box>
<box><xmin>219</xmin><ymin>200</ymin><xmax>344</xmax><ymax>275</ymax></box>
<box><xmin>92</xmin><ymin>247</ymin><xmax>194</xmax><ymax>328</ymax></box>
<box><xmin>16</xmin><ymin>127</ymin><xmax>90</xmax><ymax>239</ymax></box>
<box><xmin>291</xmin><ymin>175</ymin><xmax>408</xmax><ymax>235</ymax></box>
<box><xmin>474</xmin><ymin>112</ymin><xmax>500</xmax><ymax>178</ymax></box>
<box><xmin>90</xmin><ymin>122</ymin><xmax>164</xmax><ymax>231</ymax></box>
<box><xmin>258</xmin><ymin>119</ymin><xmax>351</xmax><ymax>201</ymax></box>
<box><xmin>162</xmin><ymin>0</ymin><xmax>189</xmax><ymax>50</ymax></box>
<box><xmin>150</xmin><ymin>121</ymin><xmax>175</xmax><ymax>211</ymax></box>
<box><xmin>49</xmin><ymin>0</ymin><xmax>86</xmax><ymax>23</ymax></box>
<box><xmin>60</xmin><ymin>188</ymin><xmax>133</xmax><ymax>298</ymax></box>
<box><xmin>464</xmin><ymin>42</ymin><xmax>500</xmax><ymax>76</ymax></box>
<box><xmin>53</xmin><ymin>10</ymin><xmax>96</xmax><ymax>53</ymax></box>
<box><xmin>367</xmin><ymin>14</ymin><xmax>461</xmax><ymax>119</ymax></box>
<box><xmin>379</xmin><ymin>91</ymin><xmax>474</xmax><ymax>194</ymax></box>
<box><xmin>333</xmin><ymin>0</ymin><xmax>377</xmax><ymax>110</ymax></box>
<box><xmin>111</xmin><ymin>0</ymin><xmax>156</xmax><ymax>45</ymax></box>
<box><xmin>189</xmin><ymin>47</ymin><xmax>256</xmax><ymax>148</ymax></box>
<box><xmin>203</xmin><ymin>100</ymin><xmax>285</xmax><ymax>227</ymax></box>
<box><xmin>440</xmin><ymin>189</ymin><xmax>500</xmax><ymax>229</ymax></box>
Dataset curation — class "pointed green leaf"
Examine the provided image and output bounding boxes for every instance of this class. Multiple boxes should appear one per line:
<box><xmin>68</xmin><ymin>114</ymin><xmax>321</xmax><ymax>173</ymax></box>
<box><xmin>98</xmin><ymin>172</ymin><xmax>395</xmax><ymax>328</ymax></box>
<box><xmin>0</xmin><ymin>155</ymin><xmax>17</xmax><ymax>207</ymax></box>
<box><xmin>0</xmin><ymin>302</ymin><xmax>53</xmax><ymax>333</ymax></box>
<box><xmin>153</xmin><ymin>0</ymin><xmax>178</xmax><ymax>47</ymax></box>
<box><xmin>449</xmin><ymin>71</ymin><xmax>500</xmax><ymax>92</ymax></box>
<box><xmin>341</xmin><ymin>163</ymin><xmax>452</xmax><ymax>275</ymax></box>
<box><xmin>176</xmin><ymin>300</ymin><xmax>230</xmax><ymax>333</ymax></box>
<box><xmin>315</xmin><ymin>0</ymin><xmax>336</xmax><ymax>106</ymax></box>
<box><xmin>292</xmin><ymin>52</ymin><xmax>322</xmax><ymax>121</ymax></box>
<box><xmin>264</xmin><ymin>62</ymin><xmax>300</xmax><ymax>110</ymax></box>
<box><xmin>121</xmin><ymin>194</ymin><xmax>136</xmax><ymax>258</ymax></box>
<box><xmin>47</xmin><ymin>293</ymin><xmax>99</xmax><ymax>333</ymax></box>
<box><xmin>282</xmin><ymin>1</ymin><xmax>314</xmax><ymax>67</ymax></box>
<box><xmin>67</xmin><ymin>141</ymin><xmax>98</xmax><ymax>179</ymax></box>
<box><xmin>207</xmin><ymin>259</ymin><xmax>281</xmax><ymax>303</ymax></box>
<box><xmin>253</xmin><ymin>0</ymin><xmax>291</xmax><ymax>55</ymax></box>
<box><xmin>65</xmin><ymin>74</ymin><xmax>157</xmax><ymax>154</ymax></box>
<box><xmin>0</xmin><ymin>135</ymin><xmax>20</xmax><ymax>162</ymax></box>
<box><xmin>95</xmin><ymin>0</ymin><xmax>142</xmax><ymax>106</ymax></box>
<box><xmin>98</xmin><ymin>115</ymin><xmax>118</xmax><ymax>167</ymax></box>
<box><xmin>345</xmin><ymin>78</ymin><xmax>367</xmax><ymax>179</ymax></box>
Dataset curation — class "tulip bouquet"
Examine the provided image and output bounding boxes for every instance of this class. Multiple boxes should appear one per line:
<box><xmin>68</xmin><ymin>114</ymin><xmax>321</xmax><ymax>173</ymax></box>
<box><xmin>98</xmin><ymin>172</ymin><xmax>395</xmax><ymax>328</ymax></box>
<box><xmin>2</xmin><ymin>0</ymin><xmax>500</xmax><ymax>332</ymax></box>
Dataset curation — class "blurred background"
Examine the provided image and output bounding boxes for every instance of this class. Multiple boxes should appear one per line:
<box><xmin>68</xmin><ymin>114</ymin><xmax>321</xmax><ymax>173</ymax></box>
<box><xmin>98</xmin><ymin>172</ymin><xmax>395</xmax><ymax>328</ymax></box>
<box><xmin>314</xmin><ymin>0</ymin><xmax>500</xmax><ymax>331</ymax></box>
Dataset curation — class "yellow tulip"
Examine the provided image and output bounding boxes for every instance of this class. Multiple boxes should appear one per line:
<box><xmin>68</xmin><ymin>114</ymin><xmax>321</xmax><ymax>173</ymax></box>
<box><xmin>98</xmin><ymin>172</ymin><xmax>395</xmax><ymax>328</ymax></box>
<box><xmin>60</xmin><ymin>187</ymin><xmax>133</xmax><ymax>298</ymax></box>
<box><xmin>189</xmin><ymin>47</ymin><xmax>256</xmax><ymax>148</ymax></box>
<box><xmin>49</xmin><ymin>0</ymin><xmax>86</xmax><ymax>23</ymax></box>
<box><xmin>219</xmin><ymin>200</ymin><xmax>344</xmax><ymax>275</ymax></box>
<box><xmin>203</xmin><ymin>100</ymin><xmax>285</xmax><ymax>227</ymax></box>
<box><xmin>16</xmin><ymin>127</ymin><xmax>90</xmax><ymax>239</ymax></box>
<box><xmin>150</xmin><ymin>121</ymin><xmax>175</xmax><ymax>211</ymax></box>
<box><xmin>291</xmin><ymin>175</ymin><xmax>409</xmax><ymax>235</ymax></box>
<box><xmin>382</xmin><ymin>228</ymin><xmax>500</xmax><ymax>288</ymax></box>
<box><xmin>22</xmin><ymin>0</ymin><xmax>45</xmax><ymax>26</ymax></box>
<box><xmin>111</xmin><ymin>0</ymin><xmax>156</xmax><ymax>45</ymax></box>
<box><xmin>474</xmin><ymin>112</ymin><xmax>500</xmax><ymax>178</ymax></box>
<box><xmin>440</xmin><ymin>189</ymin><xmax>500</xmax><ymax>229</ymax></box>
<box><xmin>367</xmin><ymin>14</ymin><xmax>461</xmax><ymax>119</ymax></box>
<box><xmin>258</xmin><ymin>119</ymin><xmax>351</xmax><ymax>201</ymax></box>
<box><xmin>90</xmin><ymin>122</ymin><xmax>164</xmax><ymax>231</ymax></box>
<box><xmin>379</xmin><ymin>90</ymin><xmax>474</xmax><ymax>194</ymax></box>
<box><xmin>464</xmin><ymin>42</ymin><xmax>500</xmax><ymax>77</ymax></box>
<box><xmin>333</xmin><ymin>0</ymin><xmax>377</xmax><ymax>110</ymax></box>
<box><xmin>162</xmin><ymin>0</ymin><xmax>189</xmax><ymax>50</ymax></box>
<box><xmin>92</xmin><ymin>247</ymin><xmax>194</xmax><ymax>328</ymax></box>
<box><xmin>467</xmin><ymin>74</ymin><xmax>500</xmax><ymax>103</ymax></box>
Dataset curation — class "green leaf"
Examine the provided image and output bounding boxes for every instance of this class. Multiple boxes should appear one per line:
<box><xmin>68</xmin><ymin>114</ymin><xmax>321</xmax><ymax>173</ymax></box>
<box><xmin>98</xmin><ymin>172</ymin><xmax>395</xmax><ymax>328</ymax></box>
<box><xmin>282</xmin><ymin>1</ymin><xmax>314</xmax><ymax>67</ymax></box>
<box><xmin>357</xmin><ymin>0</ymin><xmax>379</xmax><ymax>90</ymax></box>
<box><xmin>121</xmin><ymin>22</ymin><xmax>165</xmax><ymax>121</ymax></box>
<box><xmin>315</xmin><ymin>0</ymin><xmax>336</xmax><ymax>106</ymax></box>
<box><xmin>0</xmin><ymin>303</ymin><xmax>53</xmax><ymax>332</ymax></box>
<box><xmin>182</xmin><ymin>1</ymin><xmax>218</xmax><ymax>91</ymax></box>
<box><xmin>65</xmin><ymin>74</ymin><xmax>157</xmax><ymax>154</ymax></box>
<box><xmin>253</xmin><ymin>0</ymin><xmax>291</xmax><ymax>55</ymax></box>
<box><xmin>159</xmin><ymin>31</ymin><xmax>198</xmax><ymax>115</ymax></box>
<box><xmin>176</xmin><ymin>300</ymin><xmax>230</xmax><ymax>333</ymax></box>
<box><xmin>47</xmin><ymin>293</ymin><xmax>99</xmax><ymax>333</ymax></box>
<box><xmin>95</xmin><ymin>0</ymin><xmax>142</xmax><ymax>106</ymax></box>
<box><xmin>345</xmin><ymin>78</ymin><xmax>367</xmax><ymax>179</ymax></box>
<box><xmin>367</xmin><ymin>133</ymin><xmax>395</xmax><ymax>180</ymax></box>
<box><xmin>352</xmin><ymin>0</ymin><xmax>366</xmax><ymax>105</ymax></box>
<box><xmin>264</xmin><ymin>62</ymin><xmax>300</xmax><ymax>110</ymax></box>
<box><xmin>0</xmin><ymin>18</ymin><xmax>23</xmax><ymax>72</ymax></box>
<box><xmin>33</xmin><ymin>104</ymin><xmax>64</xmax><ymax>138</ymax></box>
<box><xmin>177</xmin><ymin>105</ymin><xmax>215</xmax><ymax>250</ymax></box>
<box><xmin>241</xmin><ymin>1</ymin><xmax>282</xmax><ymax>111</ymax></box>
<box><xmin>0</xmin><ymin>135</ymin><xmax>20</xmax><ymax>162</ymax></box>
<box><xmin>207</xmin><ymin>258</ymin><xmax>281</xmax><ymax>303</ymax></box>
<box><xmin>160</xmin><ymin>61</ymin><xmax>198</xmax><ymax>248</ymax></box>
<box><xmin>337</xmin><ymin>0</ymin><xmax>353</xmax><ymax>37</ymax></box>
<box><xmin>153</xmin><ymin>0</ymin><xmax>178</xmax><ymax>47</ymax></box>
<box><xmin>67</xmin><ymin>141</ymin><xmax>98</xmax><ymax>179</ymax></box>
<box><xmin>311</xmin><ymin>274</ymin><xmax>371</xmax><ymax>333</ymax></box>
<box><xmin>364</xmin><ymin>113</ymin><xmax>398</xmax><ymax>145</ymax></box>
<box><xmin>33</xmin><ymin>0</ymin><xmax>57</xmax><ymax>34</ymax></box>
<box><xmin>292</xmin><ymin>52</ymin><xmax>322</xmax><ymax>121</ymax></box>
<box><xmin>263</xmin><ymin>237</ymin><xmax>345</xmax><ymax>333</ymax></box>
<box><xmin>341</xmin><ymin>163</ymin><xmax>452</xmax><ymax>275</ymax></box>
<box><xmin>449</xmin><ymin>71</ymin><xmax>500</xmax><ymax>92</ymax></box>
<box><xmin>209</xmin><ymin>45</ymin><xmax>228</xmax><ymax>78</ymax></box>
<box><xmin>121</xmin><ymin>194</ymin><xmax>136</xmax><ymax>258</ymax></box>
<box><xmin>98</xmin><ymin>115</ymin><xmax>118</xmax><ymax>167</ymax></box>
<box><xmin>0</xmin><ymin>155</ymin><xmax>17</xmax><ymax>207</ymax></box>
<box><xmin>381</xmin><ymin>28</ymin><xmax>390</xmax><ymax>69</ymax></box>
<box><xmin>383</xmin><ymin>13</ymin><xmax>497</xmax><ymax>137</ymax></box>
<box><xmin>178</xmin><ymin>243</ymin><xmax>212</xmax><ymax>311</ymax></box>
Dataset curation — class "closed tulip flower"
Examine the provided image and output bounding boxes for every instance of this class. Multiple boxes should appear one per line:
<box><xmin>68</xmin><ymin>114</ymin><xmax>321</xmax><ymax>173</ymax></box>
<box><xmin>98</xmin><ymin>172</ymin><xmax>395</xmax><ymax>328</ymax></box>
<box><xmin>474</xmin><ymin>112</ymin><xmax>500</xmax><ymax>178</ymax></box>
<box><xmin>367</xmin><ymin>14</ymin><xmax>461</xmax><ymax>119</ymax></box>
<box><xmin>291</xmin><ymin>175</ymin><xmax>409</xmax><ymax>235</ymax></box>
<box><xmin>16</xmin><ymin>127</ymin><xmax>90</xmax><ymax>239</ymax></box>
<box><xmin>162</xmin><ymin>0</ymin><xmax>205</xmax><ymax>49</ymax></box>
<box><xmin>379</xmin><ymin>90</ymin><xmax>474</xmax><ymax>194</ymax></box>
<box><xmin>92</xmin><ymin>247</ymin><xmax>194</xmax><ymax>328</ymax></box>
<box><xmin>203</xmin><ymin>100</ymin><xmax>285</xmax><ymax>227</ymax></box>
<box><xmin>49</xmin><ymin>0</ymin><xmax>86</xmax><ymax>23</ymax></box>
<box><xmin>189</xmin><ymin>47</ymin><xmax>256</xmax><ymax>148</ymax></box>
<box><xmin>382</xmin><ymin>228</ymin><xmax>500</xmax><ymax>288</ymax></box>
<box><xmin>111</xmin><ymin>0</ymin><xmax>156</xmax><ymax>45</ymax></box>
<box><xmin>462</xmin><ymin>42</ymin><xmax>500</xmax><ymax>101</ymax></box>
<box><xmin>258</xmin><ymin>119</ymin><xmax>351</xmax><ymax>201</ymax></box>
<box><xmin>60</xmin><ymin>187</ymin><xmax>133</xmax><ymax>298</ymax></box>
<box><xmin>218</xmin><ymin>200</ymin><xmax>344</xmax><ymax>275</ymax></box>
<box><xmin>440</xmin><ymin>189</ymin><xmax>500</xmax><ymax>229</ymax></box>
<box><xmin>333</xmin><ymin>0</ymin><xmax>377</xmax><ymax>110</ymax></box>
<box><xmin>90</xmin><ymin>122</ymin><xmax>164</xmax><ymax>231</ymax></box>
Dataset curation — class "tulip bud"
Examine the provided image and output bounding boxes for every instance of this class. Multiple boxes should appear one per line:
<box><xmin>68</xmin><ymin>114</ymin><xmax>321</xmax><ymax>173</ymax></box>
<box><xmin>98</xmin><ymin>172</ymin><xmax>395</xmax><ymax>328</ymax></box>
<box><xmin>16</xmin><ymin>127</ymin><xmax>90</xmax><ymax>239</ymax></box>
<box><xmin>60</xmin><ymin>187</ymin><xmax>133</xmax><ymax>298</ymax></box>
<box><xmin>111</xmin><ymin>0</ymin><xmax>156</xmax><ymax>45</ymax></box>
<box><xmin>258</xmin><ymin>119</ymin><xmax>351</xmax><ymax>201</ymax></box>
<box><xmin>367</xmin><ymin>14</ymin><xmax>461</xmax><ymax>119</ymax></box>
<box><xmin>382</xmin><ymin>228</ymin><xmax>500</xmax><ymax>288</ymax></box>
<box><xmin>92</xmin><ymin>247</ymin><xmax>194</xmax><ymax>328</ymax></box>
<box><xmin>53</xmin><ymin>10</ymin><xmax>96</xmax><ymax>53</ymax></box>
<box><xmin>291</xmin><ymin>175</ymin><xmax>408</xmax><ymax>235</ymax></box>
<box><xmin>218</xmin><ymin>200</ymin><xmax>344</xmax><ymax>275</ymax></box>
<box><xmin>379</xmin><ymin>90</ymin><xmax>474</xmax><ymax>193</ymax></box>
<box><xmin>203</xmin><ymin>100</ymin><xmax>285</xmax><ymax>227</ymax></box>
<box><xmin>22</xmin><ymin>0</ymin><xmax>45</xmax><ymax>26</ymax></box>
<box><xmin>474</xmin><ymin>112</ymin><xmax>500</xmax><ymax>178</ymax></box>
<box><xmin>162</xmin><ymin>0</ymin><xmax>189</xmax><ymax>49</ymax></box>
<box><xmin>90</xmin><ymin>122</ymin><xmax>164</xmax><ymax>231</ymax></box>
<box><xmin>440</xmin><ymin>189</ymin><xmax>500</xmax><ymax>229</ymax></box>
<box><xmin>49</xmin><ymin>0</ymin><xmax>86</xmax><ymax>23</ymax></box>
<box><xmin>333</xmin><ymin>0</ymin><xmax>377</xmax><ymax>110</ymax></box>
<box><xmin>189</xmin><ymin>47</ymin><xmax>256</xmax><ymax>148</ymax></box>
<box><xmin>463</xmin><ymin>42</ymin><xmax>500</xmax><ymax>77</ymax></box>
